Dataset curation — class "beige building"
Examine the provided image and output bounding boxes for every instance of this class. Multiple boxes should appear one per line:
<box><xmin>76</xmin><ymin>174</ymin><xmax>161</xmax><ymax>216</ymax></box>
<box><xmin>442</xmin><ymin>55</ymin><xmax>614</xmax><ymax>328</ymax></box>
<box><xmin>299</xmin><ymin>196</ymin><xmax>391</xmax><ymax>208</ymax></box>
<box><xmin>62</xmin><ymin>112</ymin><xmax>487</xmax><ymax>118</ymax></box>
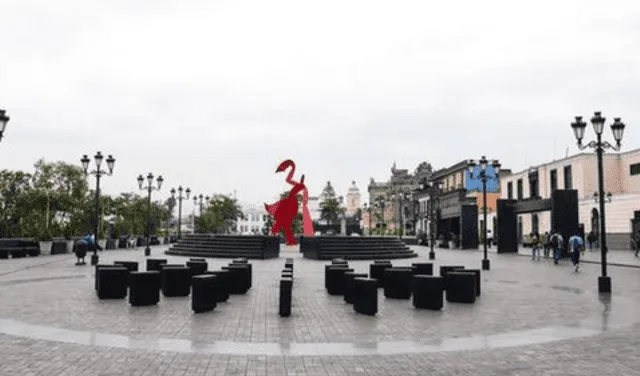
<box><xmin>345</xmin><ymin>181</ymin><xmax>361</xmax><ymax>217</ymax></box>
<box><xmin>500</xmin><ymin>148</ymin><xmax>640</xmax><ymax>249</ymax></box>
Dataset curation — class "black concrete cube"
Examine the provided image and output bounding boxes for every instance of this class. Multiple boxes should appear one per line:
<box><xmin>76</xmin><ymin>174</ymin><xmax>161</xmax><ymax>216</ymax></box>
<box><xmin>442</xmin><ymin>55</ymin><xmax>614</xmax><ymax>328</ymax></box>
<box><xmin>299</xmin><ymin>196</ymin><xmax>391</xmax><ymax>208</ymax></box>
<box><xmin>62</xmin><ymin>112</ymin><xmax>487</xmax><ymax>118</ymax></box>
<box><xmin>384</xmin><ymin>267</ymin><xmax>413</xmax><ymax>299</ymax></box>
<box><xmin>464</xmin><ymin>269</ymin><xmax>481</xmax><ymax>296</ymax></box>
<box><xmin>186</xmin><ymin>260</ymin><xmax>208</xmax><ymax>278</ymax></box>
<box><xmin>190</xmin><ymin>258</ymin><xmax>206</xmax><ymax>263</ymax></box>
<box><xmin>411</xmin><ymin>275</ymin><xmax>443</xmax><ymax>310</ymax></box>
<box><xmin>161</xmin><ymin>266</ymin><xmax>191</xmax><ymax>297</ymax></box>
<box><xmin>232</xmin><ymin>258</ymin><xmax>248</xmax><ymax>264</ymax></box>
<box><xmin>207</xmin><ymin>270</ymin><xmax>230</xmax><ymax>302</ymax></box>
<box><xmin>146</xmin><ymin>258</ymin><xmax>167</xmax><ymax>271</ymax></box>
<box><xmin>353</xmin><ymin>278</ymin><xmax>377</xmax><ymax>315</ymax></box>
<box><xmin>129</xmin><ymin>271</ymin><xmax>160</xmax><ymax>306</ymax></box>
<box><xmin>326</xmin><ymin>266</ymin><xmax>353</xmax><ymax>295</ymax></box>
<box><xmin>439</xmin><ymin>265</ymin><xmax>465</xmax><ymax>288</ymax></box>
<box><xmin>343</xmin><ymin>272</ymin><xmax>368</xmax><ymax>304</ymax></box>
<box><xmin>446</xmin><ymin>271</ymin><xmax>477</xmax><ymax>303</ymax></box>
<box><xmin>222</xmin><ymin>265</ymin><xmax>250</xmax><ymax>294</ymax></box>
<box><xmin>97</xmin><ymin>266</ymin><xmax>128</xmax><ymax>299</ymax></box>
<box><xmin>227</xmin><ymin>263</ymin><xmax>251</xmax><ymax>292</ymax></box>
<box><xmin>279</xmin><ymin>278</ymin><xmax>293</xmax><ymax>317</ymax></box>
<box><xmin>192</xmin><ymin>275</ymin><xmax>217</xmax><ymax>313</ymax></box>
<box><xmin>95</xmin><ymin>265</ymin><xmax>129</xmax><ymax>291</ymax></box>
<box><xmin>369</xmin><ymin>262</ymin><xmax>392</xmax><ymax>287</ymax></box>
<box><xmin>114</xmin><ymin>261</ymin><xmax>139</xmax><ymax>272</ymax></box>
<box><xmin>411</xmin><ymin>262</ymin><xmax>433</xmax><ymax>276</ymax></box>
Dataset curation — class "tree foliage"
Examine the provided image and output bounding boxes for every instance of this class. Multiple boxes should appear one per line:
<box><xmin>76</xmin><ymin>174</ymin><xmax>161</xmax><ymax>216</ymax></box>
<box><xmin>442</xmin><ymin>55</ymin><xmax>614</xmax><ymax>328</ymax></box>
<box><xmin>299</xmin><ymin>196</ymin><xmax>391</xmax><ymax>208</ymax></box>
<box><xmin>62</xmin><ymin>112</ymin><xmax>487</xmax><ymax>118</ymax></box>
<box><xmin>319</xmin><ymin>181</ymin><xmax>343</xmax><ymax>225</ymax></box>
<box><xmin>195</xmin><ymin>194</ymin><xmax>244</xmax><ymax>234</ymax></box>
<box><xmin>0</xmin><ymin>158</ymin><xmax>173</xmax><ymax>239</ymax></box>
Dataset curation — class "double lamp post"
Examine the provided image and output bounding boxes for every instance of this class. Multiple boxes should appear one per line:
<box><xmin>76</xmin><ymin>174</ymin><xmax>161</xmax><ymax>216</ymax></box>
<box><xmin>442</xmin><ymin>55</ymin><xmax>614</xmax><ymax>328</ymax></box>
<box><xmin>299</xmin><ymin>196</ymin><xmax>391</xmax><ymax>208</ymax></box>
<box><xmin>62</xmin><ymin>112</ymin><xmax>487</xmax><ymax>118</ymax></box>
<box><xmin>171</xmin><ymin>186</ymin><xmax>191</xmax><ymax>239</ymax></box>
<box><xmin>571</xmin><ymin>111</ymin><xmax>626</xmax><ymax>294</ymax></box>
<box><xmin>81</xmin><ymin>152</ymin><xmax>115</xmax><ymax>266</ymax></box>
<box><xmin>138</xmin><ymin>173</ymin><xmax>163</xmax><ymax>256</ymax></box>
<box><xmin>419</xmin><ymin>179</ymin><xmax>443</xmax><ymax>260</ymax></box>
<box><xmin>467</xmin><ymin>156</ymin><xmax>501</xmax><ymax>271</ymax></box>
<box><xmin>193</xmin><ymin>194</ymin><xmax>209</xmax><ymax>233</ymax></box>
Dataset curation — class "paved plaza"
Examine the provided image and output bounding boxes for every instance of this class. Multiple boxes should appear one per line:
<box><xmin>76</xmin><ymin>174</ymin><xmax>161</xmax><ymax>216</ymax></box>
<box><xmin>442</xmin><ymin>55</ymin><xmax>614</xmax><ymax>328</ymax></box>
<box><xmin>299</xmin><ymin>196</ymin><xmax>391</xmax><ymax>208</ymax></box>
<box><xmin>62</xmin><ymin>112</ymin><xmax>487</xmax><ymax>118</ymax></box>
<box><xmin>1</xmin><ymin>245</ymin><xmax>640</xmax><ymax>375</ymax></box>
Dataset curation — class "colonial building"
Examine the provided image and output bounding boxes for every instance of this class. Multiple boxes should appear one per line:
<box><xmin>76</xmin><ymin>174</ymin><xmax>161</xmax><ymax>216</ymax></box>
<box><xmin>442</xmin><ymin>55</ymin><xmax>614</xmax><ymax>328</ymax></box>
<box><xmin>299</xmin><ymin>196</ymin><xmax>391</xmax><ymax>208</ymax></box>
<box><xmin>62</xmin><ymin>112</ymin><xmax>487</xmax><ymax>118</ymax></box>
<box><xmin>499</xmin><ymin>148</ymin><xmax>640</xmax><ymax>249</ymax></box>
<box><xmin>365</xmin><ymin>162</ymin><xmax>432</xmax><ymax>235</ymax></box>
<box><xmin>345</xmin><ymin>181</ymin><xmax>361</xmax><ymax>217</ymax></box>
<box><xmin>236</xmin><ymin>203</ymin><xmax>268</xmax><ymax>235</ymax></box>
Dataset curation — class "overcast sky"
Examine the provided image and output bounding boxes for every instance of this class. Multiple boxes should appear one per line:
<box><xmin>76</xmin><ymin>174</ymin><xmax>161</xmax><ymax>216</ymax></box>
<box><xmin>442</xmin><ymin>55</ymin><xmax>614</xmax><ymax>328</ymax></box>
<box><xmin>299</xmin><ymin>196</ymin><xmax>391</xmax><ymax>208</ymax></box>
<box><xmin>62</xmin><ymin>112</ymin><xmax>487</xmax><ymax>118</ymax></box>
<box><xmin>1</xmin><ymin>0</ymin><xmax>639</xmax><ymax>210</ymax></box>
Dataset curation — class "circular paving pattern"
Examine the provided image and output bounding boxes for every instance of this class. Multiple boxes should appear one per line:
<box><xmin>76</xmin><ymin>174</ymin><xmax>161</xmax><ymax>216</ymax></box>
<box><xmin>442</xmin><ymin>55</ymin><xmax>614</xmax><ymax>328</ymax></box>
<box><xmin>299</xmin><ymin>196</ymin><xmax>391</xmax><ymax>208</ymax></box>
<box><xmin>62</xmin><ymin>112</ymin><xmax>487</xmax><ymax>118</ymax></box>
<box><xmin>0</xmin><ymin>248</ymin><xmax>638</xmax><ymax>356</ymax></box>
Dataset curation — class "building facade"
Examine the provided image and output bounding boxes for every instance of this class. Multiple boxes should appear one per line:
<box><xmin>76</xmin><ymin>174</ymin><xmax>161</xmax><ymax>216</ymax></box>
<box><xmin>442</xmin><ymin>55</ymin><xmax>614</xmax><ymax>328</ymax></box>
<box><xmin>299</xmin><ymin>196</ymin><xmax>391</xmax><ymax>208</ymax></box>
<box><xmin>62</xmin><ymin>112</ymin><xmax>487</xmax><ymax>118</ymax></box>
<box><xmin>236</xmin><ymin>203</ymin><xmax>268</xmax><ymax>235</ymax></box>
<box><xmin>499</xmin><ymin>148</ymin><xmax>640</xmax><ymax>249</ymax></box>
<box><xmin>345</xmin><ymin>181</ymin><xmax>361</xmax><ymax>217</ymax></box>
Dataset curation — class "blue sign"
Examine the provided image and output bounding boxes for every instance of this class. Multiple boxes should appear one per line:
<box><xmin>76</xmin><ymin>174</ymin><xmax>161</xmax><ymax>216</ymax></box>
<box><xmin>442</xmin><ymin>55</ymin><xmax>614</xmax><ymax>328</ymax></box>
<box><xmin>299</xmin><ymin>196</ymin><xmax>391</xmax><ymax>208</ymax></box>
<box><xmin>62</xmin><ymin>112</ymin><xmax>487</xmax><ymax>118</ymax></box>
<box><xmin>465</xmin><ymin>166</ymin><xmax>499</xmax><ymax>193</ymax></box>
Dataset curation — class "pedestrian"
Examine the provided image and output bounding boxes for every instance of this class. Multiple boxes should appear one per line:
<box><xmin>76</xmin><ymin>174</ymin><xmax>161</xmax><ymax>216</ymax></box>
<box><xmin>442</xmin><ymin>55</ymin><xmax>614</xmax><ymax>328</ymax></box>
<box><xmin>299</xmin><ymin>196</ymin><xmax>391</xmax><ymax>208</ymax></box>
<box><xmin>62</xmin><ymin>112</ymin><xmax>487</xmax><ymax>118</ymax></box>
<box><xmin>569</xmin><ymin>233</ymin><xmax>584</xmax><ymax>272</ymax></box>
<box><xmin>587</xmin><ymin>231</ymin><xmax>596</xmax><ymax>251</ymax></box>
<box><xmin>543</xmin><ymin>231</ymin><xmax>550</xmax><ymax>259</ymax></box>
<box><xmin>632</xmin><ymin>233</ymin><xmax>640</xmax><ymax>257</ymax></box>
<box><xmin>551</xmin><ymin>231</ymin><xmax>563</xmax><ymax>265</ymax></box>
<box><xmin>531</xmin><ymin>232</ymin><xmax>540</xmax><ymax>261</ymax></box>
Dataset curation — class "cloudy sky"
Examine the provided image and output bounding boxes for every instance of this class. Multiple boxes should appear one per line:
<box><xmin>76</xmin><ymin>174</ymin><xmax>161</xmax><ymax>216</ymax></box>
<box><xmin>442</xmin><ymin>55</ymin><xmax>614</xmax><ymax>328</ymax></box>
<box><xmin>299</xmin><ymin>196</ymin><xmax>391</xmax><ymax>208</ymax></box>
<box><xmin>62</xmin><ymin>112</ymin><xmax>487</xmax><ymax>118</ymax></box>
<box><xmin>1</xmin><ymin>0</ymin><xmax>639</xmax><ymax>209</ymax></box>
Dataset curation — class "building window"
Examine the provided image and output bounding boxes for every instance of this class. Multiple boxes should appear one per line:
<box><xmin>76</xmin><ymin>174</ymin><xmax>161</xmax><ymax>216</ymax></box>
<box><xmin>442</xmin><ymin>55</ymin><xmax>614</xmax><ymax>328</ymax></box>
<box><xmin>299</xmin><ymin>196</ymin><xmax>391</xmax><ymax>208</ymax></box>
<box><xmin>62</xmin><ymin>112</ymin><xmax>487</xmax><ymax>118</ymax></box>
<box><xmin>550</xmin><ymin>169</ymin><xmax>558</xmax><ymax>192</ymax></box>
<box><xmin>507</xmin><ymin>182</ymin><xmax>513</xmax><ymax>199</ymax></box>
<box><xmin>517</xmin><ymin>179</ymin><xmax>523</xmax><ymax>200</ymax></box>
<box><xmin>564</xmin><ymin>165</ymin><xmax>572</xmax><ymax>189</ymax></box>
<box><xmin>631</xmin><ymin>163</ymin><xmax>640</xmax><ymax>176</ymax></box>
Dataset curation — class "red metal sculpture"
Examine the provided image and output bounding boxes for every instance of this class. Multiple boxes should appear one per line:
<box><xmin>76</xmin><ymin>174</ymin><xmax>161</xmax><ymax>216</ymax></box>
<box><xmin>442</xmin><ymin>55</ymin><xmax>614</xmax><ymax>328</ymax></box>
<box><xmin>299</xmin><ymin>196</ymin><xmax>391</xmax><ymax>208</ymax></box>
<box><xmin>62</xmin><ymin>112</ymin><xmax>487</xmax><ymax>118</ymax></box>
<box><xmin>264</xmin><ymin>160</ymin><xmax>314</xmax><ymax>245</ymax></box>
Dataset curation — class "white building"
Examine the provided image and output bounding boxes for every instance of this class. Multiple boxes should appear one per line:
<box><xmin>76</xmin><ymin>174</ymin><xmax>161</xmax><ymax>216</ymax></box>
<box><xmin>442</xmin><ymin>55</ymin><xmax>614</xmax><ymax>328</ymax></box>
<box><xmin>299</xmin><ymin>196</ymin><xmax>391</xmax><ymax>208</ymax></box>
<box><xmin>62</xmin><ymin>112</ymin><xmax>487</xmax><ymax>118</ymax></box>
<box><xmin>306</xmin><ymin>196</ymin><xmax>322</xmax><ymax>221</ymax></box>
<box><xmin>500</xmin><ymin>148</ymin><xmax>640</xmax><ymax>249</ymax></box>
<box><xmin>345</xmin><ymin>181</ymin><xmax>361</xmax><ymax>217</ymax></box>
<box><xmin>236</xmin><ymin>203</ymin><xmax>268</xmax><ymax>235</ymax></box>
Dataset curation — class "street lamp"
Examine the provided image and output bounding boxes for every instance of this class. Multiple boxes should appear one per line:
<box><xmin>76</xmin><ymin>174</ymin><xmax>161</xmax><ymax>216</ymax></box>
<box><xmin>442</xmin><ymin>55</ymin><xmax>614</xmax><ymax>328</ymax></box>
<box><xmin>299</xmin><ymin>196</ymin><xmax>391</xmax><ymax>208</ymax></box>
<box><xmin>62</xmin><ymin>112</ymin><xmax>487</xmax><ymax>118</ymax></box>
<box><xmin>467</xmin><ymin>156</ymin><xmax>501</xmax><ymax>271</ymax></box>
<box><xmin>363</xmin><ymin>203</ymin><xmax>372</xmax><ymax>236</ymax></box>
<box><xmin>138</xmin><ymin>173</ymin><xmax>163</xmax><ymax>256</ymax></box>
<box><xmin>0</xmin><ymin>109</ymin><xmax>10</xmax><ymax>143</ymax></box>
<box><xmin>571</xmin><ymin>111</ymin><xmax>626</xmax><ymax>294</ymax></box>
<box><xmin>391</xmin><ymin>191</ymin><xmax>411</xmax><ymax>238</ymax></box>
<box><xmin>420</xmin><ymin>179</ymin><xmax>443</xmax><ymax>260</ymax></box>
<box><xmin>170</xmin><ymin>186</ymin><xmax>191</xmax><ymax>239</ymax></box>
<box><xmin>81</xmin><ymin>152</ymin><xmax>115</xmax><ymax>265</ymax></box>
<box><xmin>373</xmin><ymin>197</ymin><xmax>386</xmax><ymax>235</ymax></box>
<box><xmin>593</xmin><ymin>191</ymin><xmax>612</xmax><ymax>203</ymax></box>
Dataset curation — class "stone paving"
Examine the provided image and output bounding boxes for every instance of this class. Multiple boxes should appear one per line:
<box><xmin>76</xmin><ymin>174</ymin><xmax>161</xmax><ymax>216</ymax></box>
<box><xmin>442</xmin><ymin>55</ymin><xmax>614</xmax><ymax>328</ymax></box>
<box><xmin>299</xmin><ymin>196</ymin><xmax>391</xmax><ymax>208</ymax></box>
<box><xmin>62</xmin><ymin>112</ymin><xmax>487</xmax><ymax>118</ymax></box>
<box><xmin>0</xmin><ymin>245</ymin><xmax>640</xmax><ymax>375</ymax></box>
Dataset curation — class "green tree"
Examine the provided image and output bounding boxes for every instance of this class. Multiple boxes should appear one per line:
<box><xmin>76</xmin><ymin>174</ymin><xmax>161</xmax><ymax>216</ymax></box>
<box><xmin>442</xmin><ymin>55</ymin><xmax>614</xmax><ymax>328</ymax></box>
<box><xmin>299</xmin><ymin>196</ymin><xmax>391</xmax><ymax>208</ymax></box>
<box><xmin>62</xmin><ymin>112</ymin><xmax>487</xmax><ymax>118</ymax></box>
<box><xmin>0</xmin><ymin>169</ymin><xmax>32</xmax><ymax>237</ymax></box>
<box><xmin>196</xmin><ymin>194</ymin><xmax>244</xmax><ymax>234</ymax></box>
<box><xmin>320</xmin><ymin>181</ymin><xmax>342</xmax><ymax>225</ymax></box>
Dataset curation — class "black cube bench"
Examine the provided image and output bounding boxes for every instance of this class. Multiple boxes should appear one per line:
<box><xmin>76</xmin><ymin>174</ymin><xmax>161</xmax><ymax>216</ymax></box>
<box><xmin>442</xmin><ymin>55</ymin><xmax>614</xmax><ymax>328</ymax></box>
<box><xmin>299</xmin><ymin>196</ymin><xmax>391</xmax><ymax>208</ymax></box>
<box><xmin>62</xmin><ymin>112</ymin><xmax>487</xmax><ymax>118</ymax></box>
<box><xmin>186</xmin><ymin>260</ymin><xmax>208</xmax><ymax>278</ymax></box>
<box><xmin>207</xmin><ymin>270</ymin><xmax>230</xmax><ymax>302</ymax></box>
<box><xmin>439</xmin><ymin>265</ymin><xmax>465</xmax><ymax>288</ymax></box>
<box><xmin>97</xmin><ymin>266</ymin><xmax>129</xmax><ymax>299</ymax></box>
<box><xmin>411</xmin><ymin>262</ymin><xmax>433</xmax><ymax>276</ymax></box>
<box><xmin>384</xmin><ymin>267</ymin><xmax>413</xmax><ymax>299</ymax></box>
<box><xmin>114</xmin><ymin>261</ymin><xmax>139</xmax><ymax>272</ymax></box>
<box><xmin>129</xmin><ymin>271</ymin><xmax>160</xmax><ymax>306</ymax></box>
<box><xmin>464</xmin><ymin>269</ymin><xmax>481</xmax><ymax>296</ymax></box>
<box><xmin>411</xmin><ymin>275</ymin><xmax>443</xmax><ymax>310</ymax></box>
<box><xmin>326</xmin><ymin>266</ymin><xmax>354</xmax><ymax>296</ymax></box>
<box><xmin>95</xmin><ymin>265</ymin><xmax>130</xmax><ymax>290</ymax></box>
<box><xmin>146</xmin><ymin>258</ymin><xmax>168</xmax><ymax>271</ymax></box>
<box><xmin>446</xmin><ymin>271</ymin><xmax>477</xmax><ymax>303</ymax></box>
<box><xmin>161</xmin><ymin>266</ymin><xmax>191</xmax><ymax>297</ymax></box>
<box><xmin>279</xmin><ymin>278</ymin><xmax>293</xmax><ymax>317</ymax></box>
<box><xmin>344</xmin><ymin>272</ymin><xmax>368</xmax><ymax>304</ymax></box>
<box><xmin>353</xmin><ymin>278</ymin><xmax>377</xmax><ymax>315</ymax></box>
<box><xmin>222</xmin><ymin>265</ymin><xmax>250</xmax><ymax>295</ymax></box>
<box><xmin>369</xmin><ymin>262</ymin><xmax>392</xmax><ymax>287</ymax></box>
<box><xmin>192</xmin><ymin>275</ymin><xmax>217</xmax><ymax>313</ymax></box>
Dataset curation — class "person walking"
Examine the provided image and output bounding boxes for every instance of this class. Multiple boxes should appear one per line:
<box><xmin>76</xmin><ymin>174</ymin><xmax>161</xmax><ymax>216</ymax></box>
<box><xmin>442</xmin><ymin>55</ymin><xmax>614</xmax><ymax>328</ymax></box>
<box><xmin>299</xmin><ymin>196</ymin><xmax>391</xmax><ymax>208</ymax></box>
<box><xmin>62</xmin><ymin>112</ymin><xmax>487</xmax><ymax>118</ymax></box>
<box><xmin>587</xmin><ymin>231</ymin><xmax>596</xmax><ymax>251</ymax></box>
<box><xmin>551</xmin><ymin>231</ymin><xmax>563</xmax><ymax>265</ymax></box>
<box><xmin>543</xmin><ymin>231</ymin><xmax>551</xmax><ymax>259</ymax></box>
<box><xmin>531</xmin><ymin>232</ymin><xmax>540</xmax><ymax>261</ymax></box>
<box><xmin>632</xmin><ymin>232</ymin><xmax>640</xmax><ymax>257</ymax></box>
<box><xmin>569</xmin><ymin>233</ymin><xmax>584</xmax><ymax>272</ymax></box>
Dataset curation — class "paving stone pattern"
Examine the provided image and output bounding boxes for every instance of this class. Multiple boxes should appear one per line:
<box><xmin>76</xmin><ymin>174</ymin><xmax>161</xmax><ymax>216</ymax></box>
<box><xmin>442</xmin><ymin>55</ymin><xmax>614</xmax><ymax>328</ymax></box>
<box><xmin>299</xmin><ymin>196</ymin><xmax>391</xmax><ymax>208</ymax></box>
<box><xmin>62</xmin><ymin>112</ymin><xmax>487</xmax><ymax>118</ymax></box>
<box><xmin>0</xmin><ymin>245</ymin><xmax>639</xmax><ymax>375</ymax></box>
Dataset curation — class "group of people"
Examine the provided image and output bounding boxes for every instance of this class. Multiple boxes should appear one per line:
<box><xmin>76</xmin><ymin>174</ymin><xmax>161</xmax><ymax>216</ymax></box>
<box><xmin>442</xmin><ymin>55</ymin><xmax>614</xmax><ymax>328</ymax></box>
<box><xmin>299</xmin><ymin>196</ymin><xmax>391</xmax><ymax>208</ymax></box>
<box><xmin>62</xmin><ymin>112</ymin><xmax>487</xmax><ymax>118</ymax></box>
<box><xmin>528</xmin><ymin>230</ymin><xmax>586</xmax><ymax>272</ymax></box>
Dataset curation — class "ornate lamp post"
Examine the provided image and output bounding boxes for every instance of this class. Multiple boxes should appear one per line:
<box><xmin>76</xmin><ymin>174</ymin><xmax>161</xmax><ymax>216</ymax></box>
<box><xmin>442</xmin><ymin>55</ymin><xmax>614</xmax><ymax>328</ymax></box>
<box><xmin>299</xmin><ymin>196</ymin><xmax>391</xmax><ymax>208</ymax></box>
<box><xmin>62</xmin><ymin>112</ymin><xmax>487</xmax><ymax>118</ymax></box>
<box><xmin>593</xmin><ymin>191</ymin><xmax>612</xmax><ymax>203</ymax></box>
<box><xmin>571</xmin><ymin>111</ymin><xmax>626</xmax><ymax>294</ymax></box>
<box><xmin>373</xmin><ymin>197</ymin><xmax>386</xmax><ymax>235</ymax></box>
<box><xmin>81</xmin><ymin>152</ymin><xmax>115</xmax><ymax>265</ymax></box>
<box><xmin>138</xmin><ymin>173</ymin><xmax>163</xmax><ymax>256</ymax></box>
<box><xmin>170</xmin><ymin>186</ymin><xmax>190</xmax><ymax>239</ymax></box>
<box><xmin>391</xmin><ymin>191</ymin><xmax>411</xmax><ymax>238</ymax></box>
<box><xmin>467</xmin><ymin>156</ymin><xmax>501</xmax><ymax>271</ymax></box>
<box><xmin>0</xmin><ymin>109</ymin><xmax>10</xmax><ymax>143</ymax></box>
<box><xmin>420</xmin><ymin>179</ymin><xmax>443</xmax><ymax>260</ymax></box>
<box><xmin>363</xmin><ymin>203</ymin><xmax>372</xmax><ymax>236</ymax></box>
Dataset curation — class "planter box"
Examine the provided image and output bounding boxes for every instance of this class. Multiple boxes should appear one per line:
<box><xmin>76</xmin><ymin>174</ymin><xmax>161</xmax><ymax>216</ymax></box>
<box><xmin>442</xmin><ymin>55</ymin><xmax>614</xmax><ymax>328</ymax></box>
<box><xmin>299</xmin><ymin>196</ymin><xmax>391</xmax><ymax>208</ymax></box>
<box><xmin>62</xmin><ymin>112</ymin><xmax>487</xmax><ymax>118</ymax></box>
<box><xmin>39</xmin><ymin>241</ymin><xmax>53</xmax><ymax>256</ymax></box>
